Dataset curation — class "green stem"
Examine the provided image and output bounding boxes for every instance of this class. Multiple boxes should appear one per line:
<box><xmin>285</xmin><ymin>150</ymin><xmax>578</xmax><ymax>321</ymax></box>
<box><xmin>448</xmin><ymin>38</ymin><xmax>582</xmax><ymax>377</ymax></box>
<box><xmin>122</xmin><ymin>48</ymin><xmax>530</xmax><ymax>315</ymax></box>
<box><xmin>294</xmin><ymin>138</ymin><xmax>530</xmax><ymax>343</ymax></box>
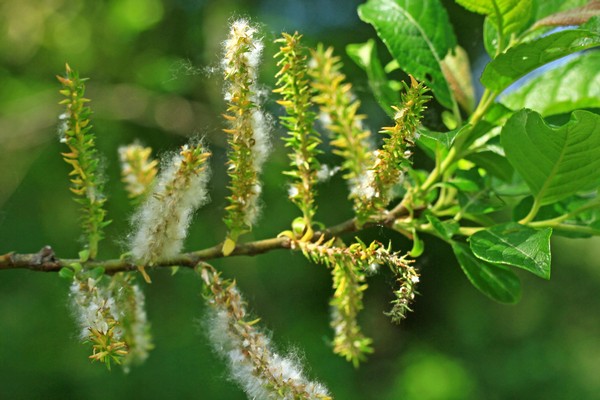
<box><xmin>532</xmin><ymin>223</ymin><xmax>599</xmax><ymax>236</ymax></box>
<box><xmin>520</xmin><ymin>197</ymin><xmax>542</xmax><ymax>224</ymax></box>
<box><xmin>419</xmin><ymin>89</ymin><xmax>497</xmax><ymax>194</ymax></box>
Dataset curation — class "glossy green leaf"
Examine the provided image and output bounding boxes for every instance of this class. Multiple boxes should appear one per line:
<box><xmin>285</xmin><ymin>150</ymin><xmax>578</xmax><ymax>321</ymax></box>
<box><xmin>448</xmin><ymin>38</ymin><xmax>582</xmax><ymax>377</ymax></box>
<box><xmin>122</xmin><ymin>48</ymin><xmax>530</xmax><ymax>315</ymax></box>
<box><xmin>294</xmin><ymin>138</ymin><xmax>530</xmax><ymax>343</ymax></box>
<box><xmin>470</xmin><ymin>222</ymin><xmax>552</xmax><ymax>279</ymax></box>
<box><xmin>501</xmin><ymin>51</ymin><xmax>600</xmax><ymax>116</ymax></box>
<box><xmin>358</xmin><ymin>0</ymin><xmax>457</xmax><ymax>109</ymax></box>
<box><xmin>501</xmin><ymin>109</ymin><xmax>600</xmax><ymax>205</ymax></box>
<box><xmin>481</xmin><ymin>19</ymin><xmax>600</xmax><ymax>92</ymax></box>
<box><xmin>452</xmin><ymin>242</ymin><xmax>521</xmax><ymax>304</ymax></box>
<box><xmin>456</xmin><ymin>0</ymin><xmax>532</xmax><ymax>53</ymax></box>
<box><xmin>346</xmin><ymin>39</ymin><xmax>400</xmax><ymax>117</ymax></box>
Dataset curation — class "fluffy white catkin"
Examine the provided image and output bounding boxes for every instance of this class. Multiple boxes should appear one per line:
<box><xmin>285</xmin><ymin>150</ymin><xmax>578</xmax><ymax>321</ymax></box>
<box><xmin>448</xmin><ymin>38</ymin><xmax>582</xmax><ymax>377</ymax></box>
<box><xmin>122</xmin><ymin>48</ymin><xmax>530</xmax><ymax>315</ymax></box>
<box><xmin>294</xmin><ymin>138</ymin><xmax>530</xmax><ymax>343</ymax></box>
<box><xmin>222</xmin><ymin>19</ymin><xmax>271</xmax><ymax>236</ymax></box>
<box><xmin>130</xmin><ymin>143</ymin><xmax>211</xmax><ymax>265</ymax></box>
<box><xmin>202</xmin><ymin>267</ymin><xmax>331</xmax><ymax>400</ymax></box>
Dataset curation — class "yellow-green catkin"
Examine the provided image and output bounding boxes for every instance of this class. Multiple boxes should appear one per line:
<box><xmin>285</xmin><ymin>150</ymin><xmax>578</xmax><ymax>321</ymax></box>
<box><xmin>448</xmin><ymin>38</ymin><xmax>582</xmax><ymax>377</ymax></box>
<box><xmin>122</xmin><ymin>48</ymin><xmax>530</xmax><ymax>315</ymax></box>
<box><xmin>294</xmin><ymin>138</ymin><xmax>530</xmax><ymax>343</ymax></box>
<box><xmin>57</xmin><ymin>65</ymin><xmax>109</xmax><ymax>259</ymax></box>
<box><xmin>118</xmin><ymin>143</ymin><xmax>158</xmax><ymax>204</ymax></box>
<box><xmin>354</xmin><ymin>77</ymin><xmax>429</xmax><ymax>225</ymax></box>
<box><xmin>201</xmin><ymin>265</ymin><xmax>332</xmax><ymax>400</ymax></box>
<box><xmin>274</xmin><ymin>32</ymin><xmax>321</xmax><ymax>239</ymax></box>
<box><xmin>221</xmin><ymin>19</ymin><xmax>271</xmax><ymax>256</ymax></box>
<box><xmin>130</xmin><ymin>143</ymin><xmax>211</xmax><ymax>266</ymax></box>
<box><xmin>291</xmin><ymin>236</ymin><xmax>418</xmax><ymax>363</ymax></box>
<box><xmin>309</xmin><ymin>44</ymin><xmax>374</xmax><ymax>211</ymax></box>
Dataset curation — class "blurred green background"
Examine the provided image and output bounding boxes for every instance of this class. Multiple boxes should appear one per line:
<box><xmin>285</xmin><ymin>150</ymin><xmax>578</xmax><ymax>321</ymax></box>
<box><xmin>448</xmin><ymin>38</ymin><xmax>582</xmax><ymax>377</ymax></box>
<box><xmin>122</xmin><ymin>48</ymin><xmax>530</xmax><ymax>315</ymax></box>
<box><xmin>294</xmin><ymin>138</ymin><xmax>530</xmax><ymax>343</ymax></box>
<box><xmin>1</xmin><ymin>1</ymin><xmax>600</xmax><ymax>399</ymax></box>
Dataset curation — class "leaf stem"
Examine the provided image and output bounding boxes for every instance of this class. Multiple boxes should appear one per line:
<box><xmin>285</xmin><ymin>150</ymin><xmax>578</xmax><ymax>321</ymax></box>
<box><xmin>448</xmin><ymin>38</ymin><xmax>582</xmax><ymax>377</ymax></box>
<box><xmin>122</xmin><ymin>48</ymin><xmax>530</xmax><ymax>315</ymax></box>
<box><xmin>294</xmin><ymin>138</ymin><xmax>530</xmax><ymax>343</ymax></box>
<box><xmin>520</xmin><ymin>197</ymin><xmax>542</xmax><ymax>224</ymax></box>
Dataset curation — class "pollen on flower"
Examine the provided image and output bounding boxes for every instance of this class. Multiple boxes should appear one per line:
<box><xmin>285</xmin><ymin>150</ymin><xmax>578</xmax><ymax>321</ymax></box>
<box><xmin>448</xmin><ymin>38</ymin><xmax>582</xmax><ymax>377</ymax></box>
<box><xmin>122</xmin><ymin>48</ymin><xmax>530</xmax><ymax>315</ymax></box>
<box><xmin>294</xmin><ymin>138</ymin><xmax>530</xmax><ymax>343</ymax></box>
<box><xmin>130</xmin><ymin>142</ymin><xmax>211</xmax><ymax>265</ymax></box>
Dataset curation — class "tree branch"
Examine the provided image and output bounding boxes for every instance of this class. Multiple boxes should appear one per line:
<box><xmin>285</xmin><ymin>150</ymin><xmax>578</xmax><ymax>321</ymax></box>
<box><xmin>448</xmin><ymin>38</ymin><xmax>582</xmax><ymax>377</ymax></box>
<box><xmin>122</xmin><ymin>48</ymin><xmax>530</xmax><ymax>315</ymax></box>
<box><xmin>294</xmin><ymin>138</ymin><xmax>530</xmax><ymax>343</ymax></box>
<box><xmin>0</xmin><ymin>205</ymin><xmax>415</xmax><ymax>274</ymax></box>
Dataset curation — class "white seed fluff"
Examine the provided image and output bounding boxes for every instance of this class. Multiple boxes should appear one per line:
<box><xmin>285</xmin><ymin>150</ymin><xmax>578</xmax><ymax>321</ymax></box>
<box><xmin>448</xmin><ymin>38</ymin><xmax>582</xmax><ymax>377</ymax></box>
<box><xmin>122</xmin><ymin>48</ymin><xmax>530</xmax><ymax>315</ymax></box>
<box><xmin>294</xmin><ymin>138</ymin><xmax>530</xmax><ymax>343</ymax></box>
<box><xmin>206</xmin><ymin>284</ymin><xmax>330</xmax><ymax>400</ymax></box>
<box><xmin>130</xmin><ymin>145</ymin><xmax>210</xmax><ymax>265</ymax></box>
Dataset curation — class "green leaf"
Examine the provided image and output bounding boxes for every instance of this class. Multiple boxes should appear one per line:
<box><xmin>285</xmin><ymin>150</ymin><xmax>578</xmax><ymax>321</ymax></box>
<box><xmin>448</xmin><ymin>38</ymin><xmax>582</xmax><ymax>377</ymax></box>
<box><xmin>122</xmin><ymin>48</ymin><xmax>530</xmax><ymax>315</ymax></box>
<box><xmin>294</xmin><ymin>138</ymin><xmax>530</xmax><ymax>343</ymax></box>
<box><xmin>466</xmin><ymin>150</ymin><xmax>514</xmax><ymax>182</ymax></box>
<box><xmin>501</xmin><ymin>109</ymin><xmax>600</xmax><ymax>205</ymax></box>
<box><xmin>58</xmin><ymin>267</ymin><xmax>75</xmax><ymax>280</ymax></box>
<box><xmin>358</xmin><ymin>0</ymin><xmax>457</xmax><ymax>109</ymax></box>
<box><xmin>69</xmin><ymin>262</ymin><xmax>83</xmax><ymax>274</ymax></box>
<box><xmin>426</xmin><ymin>213</ymin><xmax>459</xmax><ymax>240</ymax></box>
<box><xmin>452</xmin><ymin>242</ymin><xmax>521</xmax><ymax>304</ymax></box>
<box><xmin>441</xmin><ymin>46</ymin><xmax>475</xmax><ymax>113</ymax></box>
<box><xmin>409</xmin><ymin>228</ymin><xmax>425</xmax><ymax>257</ymax></box>
<box><xmin>416</xmin><ymin>127</ymin><xmax>459</xmax><ymax>157</ymax></box>
<box><xmin>87</xmin><ymin>267</ymin><xmax>105</xmax><ymax>280</ymax></box>
<box><xmin>470</xmin><ymin>222</ymin><xmax>552</xmax><ymax>279</ymax></box>
<box><xmin>481</xmin><ymin>19</ymin><xmax>600</xmax><ymax>93</ymax></box>
<box><xmin>531</xmin><ymin>0</ymin><xmax>589</xmax><ymax>23</ymax></box>
<box><xmin>530</xmin><ymin>0</ymin><xmax>600</xmax><ymax>31</ymax></box>
<box><xmin>346</xmin><ymin>40</ymin><xmax>400</xmax><ymax>117</ymax></box>
<box><xmin>456</xmin><ymin>0</ymin><xmax>532</xmax><ymax>53</ymax></box>
<box><xmin>501</xmin><ymin>51</ymin><xmax>600</xmax><ymax>116</ymax></box>
<box><xmin>483</xmin><ymin>18</ymin><xmax>499</xmax><ymax>57</ymax></box>
<box><xmin>78</xmin><ymin>249</ymin><xmax>90</xmax><ymax>262</ymax></box>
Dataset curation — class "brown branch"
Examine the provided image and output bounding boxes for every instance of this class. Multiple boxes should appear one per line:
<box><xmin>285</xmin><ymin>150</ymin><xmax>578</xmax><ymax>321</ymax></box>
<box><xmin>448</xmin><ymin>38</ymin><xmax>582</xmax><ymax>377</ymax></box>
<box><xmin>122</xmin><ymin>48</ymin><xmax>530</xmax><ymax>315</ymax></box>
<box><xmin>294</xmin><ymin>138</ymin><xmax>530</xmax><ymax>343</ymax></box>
<box><xmin>0</xmin><ymin>205</ymin><xmax>416</xmax><ymax>275</ymax></box>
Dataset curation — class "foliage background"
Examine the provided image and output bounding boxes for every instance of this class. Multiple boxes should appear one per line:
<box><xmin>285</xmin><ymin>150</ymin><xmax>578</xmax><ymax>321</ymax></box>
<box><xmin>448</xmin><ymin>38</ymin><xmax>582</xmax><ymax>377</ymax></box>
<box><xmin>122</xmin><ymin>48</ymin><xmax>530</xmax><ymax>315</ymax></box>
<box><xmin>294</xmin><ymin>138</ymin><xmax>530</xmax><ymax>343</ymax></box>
<box><xmin>1</xmin><ymin>0</ymin><xmax>599</xmax><ymax>399</ymax></box>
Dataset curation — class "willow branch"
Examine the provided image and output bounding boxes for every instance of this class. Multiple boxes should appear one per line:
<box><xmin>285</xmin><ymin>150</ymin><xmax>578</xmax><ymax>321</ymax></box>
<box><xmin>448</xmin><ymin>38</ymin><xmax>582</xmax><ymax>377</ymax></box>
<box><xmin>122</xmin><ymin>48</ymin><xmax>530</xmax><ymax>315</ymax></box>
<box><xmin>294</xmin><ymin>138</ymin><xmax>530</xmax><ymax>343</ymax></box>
<box><xmin>1</xmin><ymin>204</ymin><xmax>415</xmax><ymax>274</ymax></box>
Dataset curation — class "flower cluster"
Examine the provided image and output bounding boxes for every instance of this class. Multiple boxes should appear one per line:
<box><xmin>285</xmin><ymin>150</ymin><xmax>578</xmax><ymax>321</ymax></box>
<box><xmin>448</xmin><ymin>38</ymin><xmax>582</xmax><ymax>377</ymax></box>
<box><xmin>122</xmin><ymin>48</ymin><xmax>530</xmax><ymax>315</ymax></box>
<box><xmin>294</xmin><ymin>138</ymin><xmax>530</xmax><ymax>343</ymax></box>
<box><xmin>201</xmin><ymin>265</ymin><xmax>331</xmax><ymax>400</ymax></box>
<box><xmin>130</xmin><ymin>142</ymin><xmax>211</xmax><ymax>266</ymax></box>
<box><xmin>221</xmin><ymin>19</ymin><xmax>271</xmax><ymax>255</ymax></box>
<box><xmin>354</xmin><ymin>77</ymin><xmax>429</xmax><ymax>225</ymax></box>
<box><xmin>118</xmin><ymin>143</ymin><xmax>158</xmax><ymax>204</ymax></box>
<box><xmin>291</xmin><ymin>236</ymin><xmax>417</xmax><ymax>364</ymax></box>
<box><xmin>274</xmin><ymin>32</ymin><xmax>321</xmax><ymax>236</ymax></box>
<box><xmin>110</xmin><ymin>273</ymin><xmax>153</xmax><ymax>370</ymax></box>
<box><xmin>70</xmin><ymin>273</ymin><xmax>128</xmax><ymax>369</ymax></box>
<box><xmin>57</xmin><ymin>65</ymin><xmax>109</xmax><ymax>259</ymax></box>
<box><xmin>309</xmin><ymin>45</ymin><xmax>374</xmax><ymax>211</ymax></box>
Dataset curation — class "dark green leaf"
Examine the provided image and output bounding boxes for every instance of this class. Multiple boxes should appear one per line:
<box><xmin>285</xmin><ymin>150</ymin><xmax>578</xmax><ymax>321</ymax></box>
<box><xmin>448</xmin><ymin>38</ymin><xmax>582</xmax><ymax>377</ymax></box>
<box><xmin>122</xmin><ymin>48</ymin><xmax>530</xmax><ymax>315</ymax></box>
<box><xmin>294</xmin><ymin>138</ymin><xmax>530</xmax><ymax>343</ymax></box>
<box><xmin>470</xmin><ymin>222</ymin><xmax>552</xmax><ymax>279</ymax></box>
<box><xmin>346</xmin><ymin>39</ymin><xmax>400</xmax><ymax>117</ymax></box>
<box><xmin>481</xmin><ymin>19</ymin><xmax>600</xmax><ymax>92</ymax></box>
<box><xmin>452</xmin><ymin>242</ymin><xmax>521</xmax><ymax>304</ymax></box>
<box><xmin>358</xmin><ymin>0</ymin><xmax>457</xmax><ymax>109</ymax></box>
<box><xmin>501</xmin><ymin>51</ymin><xmax>600</xmax><ymax>116</ymax></box>
<box><xmin>501</xmin><ymin>109</ymin><xmax>600</xmax><ymax>205</ymax></box>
